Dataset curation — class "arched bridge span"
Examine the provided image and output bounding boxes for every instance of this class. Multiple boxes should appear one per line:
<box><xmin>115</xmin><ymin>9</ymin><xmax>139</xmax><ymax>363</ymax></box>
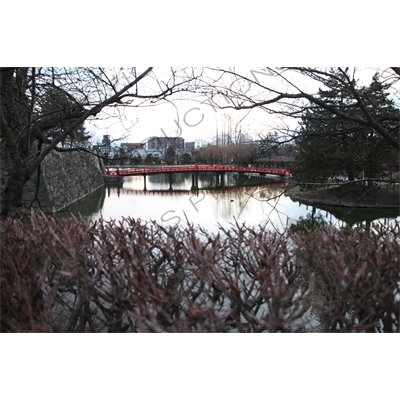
<box><xmin>106</xmin><ymin>165</ymin><xmax>292</xmax><ymax>178</ymax></box>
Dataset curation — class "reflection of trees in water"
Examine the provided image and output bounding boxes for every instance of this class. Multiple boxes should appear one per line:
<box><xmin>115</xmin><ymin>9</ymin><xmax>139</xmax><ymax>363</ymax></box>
<box><xmin>228</xmin><ymin>184</ymin><xmax>293</xmax><ymax>231</ymax></box>
<box><xmin>287</xmin><ymin>200</ymin><xmax>400</xmax><ymax>229</ymax></box>
<box><xmin>209</xmin><ymin>185</ymin><xmax>287</xmax><ymax>222</ymax></box>
<box><xmin>316</xmin><ymin>204</ymin><xmax>400</xmax><ymax>228</ymax></box>
<box><xmin>146</xmin><ymin>172</ymin><xmax>284</xmax><ymax>190</ymax></box>
<box><xmin>55</xmin><ymin>187</ymin><xmax>105</xmax><ymax>219</ymax></box>
<box><xmin>148</xmin><ymin>173</ymin><xmax>192</xmax><ymax>187</ymax></box>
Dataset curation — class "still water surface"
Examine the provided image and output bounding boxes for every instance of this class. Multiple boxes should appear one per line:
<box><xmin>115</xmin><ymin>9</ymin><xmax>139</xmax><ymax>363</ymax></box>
<box><xmin>56</xmin><ymin>173</ymin><xmax>400</xmax><ymax>232</ymax></box>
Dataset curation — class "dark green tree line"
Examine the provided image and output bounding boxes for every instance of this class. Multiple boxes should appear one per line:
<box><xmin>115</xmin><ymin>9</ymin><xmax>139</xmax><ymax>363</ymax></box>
<box><xmin>292</xmin><ymin>74</ymin><xmax>399</xmax><ymax>183</ymax></box>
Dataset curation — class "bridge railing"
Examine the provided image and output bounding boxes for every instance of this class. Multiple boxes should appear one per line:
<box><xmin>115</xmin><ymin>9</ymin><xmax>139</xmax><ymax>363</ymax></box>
<box><xmin>106</xmin><ymin>165</ymin><xmax>292</xmax><ymax>177</ymax></box>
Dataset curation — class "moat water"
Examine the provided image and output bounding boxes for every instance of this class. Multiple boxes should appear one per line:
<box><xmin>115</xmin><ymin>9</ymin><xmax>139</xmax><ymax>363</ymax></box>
<box><xmin>56</xmin><ymin>173</ymin><xmax>400</xmax><ymax>232</ymax></box>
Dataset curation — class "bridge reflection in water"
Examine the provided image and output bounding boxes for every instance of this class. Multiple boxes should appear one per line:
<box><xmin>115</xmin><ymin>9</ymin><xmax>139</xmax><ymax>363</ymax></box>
<box><xmin>107</xmin><ymin>181</ymin><xmax>290</xmax><ymax>198</ymax></box>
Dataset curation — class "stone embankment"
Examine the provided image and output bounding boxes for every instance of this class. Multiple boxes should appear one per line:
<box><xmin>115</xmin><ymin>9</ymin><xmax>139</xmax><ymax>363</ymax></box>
<box><xmin>1</xmin><ymin>145</ymin><xmax>105</xmax><ymax>214</ymax></box>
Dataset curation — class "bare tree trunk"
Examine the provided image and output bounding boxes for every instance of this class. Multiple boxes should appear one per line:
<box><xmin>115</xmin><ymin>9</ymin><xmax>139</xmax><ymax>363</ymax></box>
<box><xmin>1</xmin><ymin>155</ymin><xmax>30</xmax><ymax>218</ymax></box>
<box><xmin>1</xmin><ymin>68</ymin><xmax>31</xmax><ymax>218</ymax></box>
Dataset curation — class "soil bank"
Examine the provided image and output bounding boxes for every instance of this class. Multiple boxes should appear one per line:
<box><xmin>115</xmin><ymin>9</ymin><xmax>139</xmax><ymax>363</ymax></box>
<box><xmin>285</xmin><ymin>183</ymin><xmax>399</xmax><ymax>209</ymax></box>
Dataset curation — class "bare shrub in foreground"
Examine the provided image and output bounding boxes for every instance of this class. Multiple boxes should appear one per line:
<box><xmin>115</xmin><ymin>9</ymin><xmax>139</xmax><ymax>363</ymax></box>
<box><xmin>292</xmin><ymin>224</ymin><xmax>400</xmax><ymax>332</ymax></box>
<box><xmin>1</xmin><ymin>212</ymin><xmax>398</xmax><ymax>332</ymax></box>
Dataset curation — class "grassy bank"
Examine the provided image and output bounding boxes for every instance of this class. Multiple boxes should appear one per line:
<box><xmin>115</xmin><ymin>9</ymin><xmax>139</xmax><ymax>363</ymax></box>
<box><xmin>286</xmin><ymin>182</ymin><xmax>399</xmax><ymax>209</ymax></box>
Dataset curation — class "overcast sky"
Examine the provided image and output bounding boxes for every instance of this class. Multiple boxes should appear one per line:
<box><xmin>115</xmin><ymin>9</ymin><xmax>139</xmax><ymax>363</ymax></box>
<box><xmin>86</xmin><ymin>67</ymin><xmax>399</xmax><ymax>146</ymax></box>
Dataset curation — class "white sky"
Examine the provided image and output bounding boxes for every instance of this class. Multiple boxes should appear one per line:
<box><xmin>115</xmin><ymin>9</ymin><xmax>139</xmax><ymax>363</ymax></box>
<box><xmin>87</xmin><ymin>97</ymin><xmax>280</xmax><ymax>145</ymax></box>
<box><xmin>86</xmin><ymin>67</ymin><xmax>399</xmax><ymax>146</ymax></box>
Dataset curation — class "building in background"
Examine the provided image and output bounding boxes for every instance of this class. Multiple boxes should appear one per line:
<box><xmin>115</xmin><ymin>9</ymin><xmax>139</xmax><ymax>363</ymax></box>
<box><xmin>147</xmin><ymin>137</ymin><xmax>185</xmax><ymax>154</ymax></box>
<box><xmin>95</xmin><ymin>135</ymin><xmax>115</xmax><ymax>157</ymax></box>
<box><xmin>185</xmin><ymin>142</ymin><xmax>195</xmax><ymax>153</ymax></box>
<box><xmin>97</xmin><ymin>136</ymin><xmax>198</xmax><ymax>164</ymax></box>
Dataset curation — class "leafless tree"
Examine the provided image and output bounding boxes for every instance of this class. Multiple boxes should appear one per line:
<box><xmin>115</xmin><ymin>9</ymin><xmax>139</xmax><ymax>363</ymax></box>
<box><xmin>197</xmin><ymin>67</ymin><xmax>400</xmax><ymax>150</ymax></box>
<box><xmin>0</xmin><ymin>67</ymin><xmax>202</xmax><ymax>218</ymax></box>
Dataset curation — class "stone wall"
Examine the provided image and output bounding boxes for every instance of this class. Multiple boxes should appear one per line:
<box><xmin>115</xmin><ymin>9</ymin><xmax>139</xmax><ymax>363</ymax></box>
<box><xmin>1</xmin><ymin>144</ymin><xmax>105</xmax><ymax>214</ymax></box>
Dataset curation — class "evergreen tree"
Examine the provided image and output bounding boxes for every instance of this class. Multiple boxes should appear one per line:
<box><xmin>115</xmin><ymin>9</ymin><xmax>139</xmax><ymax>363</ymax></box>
<box><xmin>145</xmin><ymin>154</ymin><xmax>154</xmax><ymax>164</ymax></box>
<box><xmin>180</xmin><ymin>153</ymin><xmax>192</xmax><ymax>165</ymax></box>
<box><xmin>293</xmin><ymin>74</ymin><xmax>399</xmax><ymax>184</ymax></box>
<box><xmin>165</xmin><ymin>146</ymin><xmax>176</xmax><ymax>165</ymax></box>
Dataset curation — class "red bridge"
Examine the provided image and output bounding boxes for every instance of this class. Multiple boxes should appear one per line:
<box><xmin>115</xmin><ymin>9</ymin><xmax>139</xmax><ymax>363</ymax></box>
<box><xmin>106</xmin><ymin>165</ymin><xmax>292</xmax><ymax>178</ymax></box>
